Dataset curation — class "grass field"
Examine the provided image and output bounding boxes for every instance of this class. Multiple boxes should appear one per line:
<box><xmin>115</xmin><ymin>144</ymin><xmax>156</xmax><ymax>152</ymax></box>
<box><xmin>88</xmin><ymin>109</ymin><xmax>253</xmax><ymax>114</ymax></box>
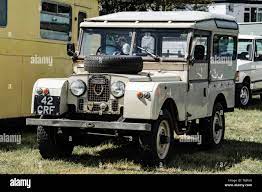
<box><xmin>0</xmin><ymin>98</ymin><xmax>261</xmax><ymax>174</ymax></box>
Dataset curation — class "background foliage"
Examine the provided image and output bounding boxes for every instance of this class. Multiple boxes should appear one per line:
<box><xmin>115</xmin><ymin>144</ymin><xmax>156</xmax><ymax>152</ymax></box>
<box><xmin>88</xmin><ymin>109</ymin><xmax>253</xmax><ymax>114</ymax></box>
<box><xmin>99</xmin><ymin>0</ymin><xmax>212</xmax><ymax>15</ymax></box>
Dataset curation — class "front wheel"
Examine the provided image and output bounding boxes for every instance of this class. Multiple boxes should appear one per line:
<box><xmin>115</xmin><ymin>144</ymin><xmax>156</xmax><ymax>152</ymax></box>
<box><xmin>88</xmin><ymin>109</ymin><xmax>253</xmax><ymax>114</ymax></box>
<box><xmin>236</xmin><ymin>83</ymin><xmax>251</xmax><ymax>108</ymax></box>
<box><xmin>37</xmin><ymin>126</ymin><xmax>74</xmax><ymax>159</ymax></box>
<box><xmin>139</xmin><ymin>109</ymin><xmax>175</xmax><ymax>165</ymax></box>
<box><xmin>200</xmin><ymin>102</ymin><xmax>225</xmax><ymax>148</ymax></box>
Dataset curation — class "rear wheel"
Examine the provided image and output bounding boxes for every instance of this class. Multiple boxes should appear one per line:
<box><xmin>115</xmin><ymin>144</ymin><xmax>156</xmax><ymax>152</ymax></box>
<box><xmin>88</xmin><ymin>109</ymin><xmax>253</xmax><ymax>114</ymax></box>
<box><xmin>200</xmin><ymin>102</ymin><xmax>225</xmax><ymax>148</ymax></box>
<box><xmin>139</xmin><ymin>109</ymin><xmax>175</xmax><ymax>165</ymax></box>
<box><xmin>37</xmin><ymin>126</ymin><xmax>74</xmax><ymax>159</ymax></box>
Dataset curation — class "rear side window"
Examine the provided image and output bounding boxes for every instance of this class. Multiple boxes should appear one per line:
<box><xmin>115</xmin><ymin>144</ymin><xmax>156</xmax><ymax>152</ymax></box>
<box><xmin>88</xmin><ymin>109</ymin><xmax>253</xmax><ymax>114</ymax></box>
<box><xmin>0</xmin><ymin>0</ymin><xmax>7</xmax><ymax>27</ymax></box>
<box><xmin>40</xmin><ymin>1</ymin><xmax>72</xmax><ymax>41</ymax></box>
<box><xmin>215</xmin><ymin>20</ymin><xmax>238</xmax><ymax>30</ymax></box>
<box><xmin>213</xmin><ymin>35</ymin><xmax>237</xmax><ymax>60</ymax></box>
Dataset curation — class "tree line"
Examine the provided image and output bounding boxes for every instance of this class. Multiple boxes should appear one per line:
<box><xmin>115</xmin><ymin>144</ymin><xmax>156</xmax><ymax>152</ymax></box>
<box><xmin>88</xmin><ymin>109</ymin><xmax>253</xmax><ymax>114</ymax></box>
<box><xmin>99</xmin><ymin>0</ymin><xmax>212</xmax><ymax>15</ymax></box>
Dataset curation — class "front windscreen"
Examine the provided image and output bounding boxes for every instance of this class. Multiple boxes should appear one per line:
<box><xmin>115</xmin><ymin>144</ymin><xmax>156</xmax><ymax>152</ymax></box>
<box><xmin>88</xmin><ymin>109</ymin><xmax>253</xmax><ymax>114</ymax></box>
<box><xmin>79</xmin><ymin>28</ymin><xmax>189</xmax><ymax>61</ymax></box>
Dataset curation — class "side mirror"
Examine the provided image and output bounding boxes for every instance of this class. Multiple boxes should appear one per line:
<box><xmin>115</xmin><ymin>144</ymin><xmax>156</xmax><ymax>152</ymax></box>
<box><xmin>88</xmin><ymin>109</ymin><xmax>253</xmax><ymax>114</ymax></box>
<box><xmin>193</xmin><ymin>45</ymin><xmax>205</xmax><ymax>61</ymax></box>
<box><xmin>67</xmin><ymin>43</ymin><xmax>75</xmax><ymax>57</ymax></box>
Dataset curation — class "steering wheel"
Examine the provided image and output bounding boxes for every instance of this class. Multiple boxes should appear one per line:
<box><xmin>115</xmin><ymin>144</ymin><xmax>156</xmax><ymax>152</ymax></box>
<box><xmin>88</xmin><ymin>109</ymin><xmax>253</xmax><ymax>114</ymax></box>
<box><xmin>96</xmin><ymin>44</ymin><xmax>123</xmax><ymax>55</ymax></box>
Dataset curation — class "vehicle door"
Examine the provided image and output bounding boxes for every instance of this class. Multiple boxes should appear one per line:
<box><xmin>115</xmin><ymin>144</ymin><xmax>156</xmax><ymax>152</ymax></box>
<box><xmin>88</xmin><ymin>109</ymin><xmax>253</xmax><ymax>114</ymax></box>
<box><xmin>186</xmin><ymin>30</ymin><xmax>211</xmax><ymax>120</ymax></box>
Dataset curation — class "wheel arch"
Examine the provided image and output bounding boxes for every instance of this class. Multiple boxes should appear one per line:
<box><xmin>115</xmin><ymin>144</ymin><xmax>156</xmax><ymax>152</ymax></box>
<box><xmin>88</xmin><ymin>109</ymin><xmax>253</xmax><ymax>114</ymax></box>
<box><xmin>214</xmin><ymin>93</ymin><xmax>228</xmax><ymax>112</ymax></box>
<box><xmin>160</xmin><ymin>98</ymin><xmax>180</xmax><ymax>124</ymax></box>
<box><xmin>243</xmin><ymin>76</ymin><xmax>251</xmax><ymax>84</ymax></box>
<box><xmin>159</xmin><ymin>98</ymin><xmax>182</xmax><ymax>136</ymax></box>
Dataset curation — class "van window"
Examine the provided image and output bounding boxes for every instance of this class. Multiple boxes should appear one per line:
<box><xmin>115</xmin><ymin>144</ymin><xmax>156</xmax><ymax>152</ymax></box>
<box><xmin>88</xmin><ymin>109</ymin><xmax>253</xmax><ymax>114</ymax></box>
<box><xmin>213</xmin><ymin>35</ymin><xmax>237</xmax><ymax>60</ymax></box>
<box><xmin>0</xmin><ymin>0</ymin><xmax>7</xmax><ymax>26</ymax></box>
<box><xmin>40</xmin><ymin>1</ymin><xmax>72</xmax><ymax>41</ymax></box>
<box><xmin>255</xmin><ymin>40</ymin><xmax>262</xmax><ymax>61</ymax></box>
<box><xmin>238</xmin><ymin>39</ymin><xmax>253</xmax><ymax>61</ymax></box>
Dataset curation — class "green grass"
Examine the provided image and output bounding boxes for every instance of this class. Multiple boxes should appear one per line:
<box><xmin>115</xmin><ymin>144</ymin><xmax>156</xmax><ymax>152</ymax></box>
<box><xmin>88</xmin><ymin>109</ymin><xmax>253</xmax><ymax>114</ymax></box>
<box><xmin>0</xmin><ymin>98</ymin><xmax>261</xmax><ymax>174</ymax></box>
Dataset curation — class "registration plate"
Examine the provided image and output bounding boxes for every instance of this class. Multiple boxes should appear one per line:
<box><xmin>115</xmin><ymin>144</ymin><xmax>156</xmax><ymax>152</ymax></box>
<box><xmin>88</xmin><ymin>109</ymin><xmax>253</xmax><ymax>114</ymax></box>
<box><xmin>34</xmin><ymin>96</ymin><xmax>60</xmax><ymax>115</ymax></box>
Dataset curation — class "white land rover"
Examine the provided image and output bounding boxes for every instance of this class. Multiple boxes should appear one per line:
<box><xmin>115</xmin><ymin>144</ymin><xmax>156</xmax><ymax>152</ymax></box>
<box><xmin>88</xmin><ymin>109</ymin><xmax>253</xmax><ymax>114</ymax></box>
<box><xmin>26</xmin><ymin>11</ymin><xmax>238</xmax><ymax>163</ymax></box>
<box><xmin>236</xmin><ymin>35</ymin><xmax>262</xmax><ymax>107</ymax></box>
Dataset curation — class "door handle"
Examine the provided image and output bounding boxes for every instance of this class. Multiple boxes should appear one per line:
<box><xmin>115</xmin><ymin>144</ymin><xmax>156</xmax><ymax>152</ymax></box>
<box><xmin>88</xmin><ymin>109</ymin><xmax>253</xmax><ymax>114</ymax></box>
<box><xmin>204</xmin><ymin>88</ymin><xmax>207</xmax><ymax>97</ymax></box>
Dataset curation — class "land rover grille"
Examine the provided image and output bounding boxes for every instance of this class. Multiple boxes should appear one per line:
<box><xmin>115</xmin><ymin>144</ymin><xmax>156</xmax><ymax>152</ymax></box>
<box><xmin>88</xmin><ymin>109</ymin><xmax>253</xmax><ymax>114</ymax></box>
<box><xmin>88</xmin><ymin>75</ymin><xmax>110</xmax><ymax>102</ymax></box>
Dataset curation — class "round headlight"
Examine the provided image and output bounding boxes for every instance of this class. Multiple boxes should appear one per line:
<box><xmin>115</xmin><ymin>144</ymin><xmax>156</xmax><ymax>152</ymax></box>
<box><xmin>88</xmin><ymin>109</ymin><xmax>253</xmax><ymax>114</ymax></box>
<box><xmin>70</xmin><ymin>80</ymin><xmax>86</xmax><ymax>97</ymax></box>
<box><xmin>111</xmin><ymin>81</ymin><xmax>125</xmax><ymax>98</ymax></box>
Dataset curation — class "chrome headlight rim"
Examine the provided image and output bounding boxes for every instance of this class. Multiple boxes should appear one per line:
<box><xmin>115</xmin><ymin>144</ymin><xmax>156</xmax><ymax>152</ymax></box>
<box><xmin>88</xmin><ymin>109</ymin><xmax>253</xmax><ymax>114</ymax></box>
<box><xmin>111</xmin><ymin>81</ymin><xmax>125</xmax><ymax>98</ymax></box>
<box><xmin>69</xmin><ymin>79</ymin><xmax>87</xmax><ymax>97</ymax></box>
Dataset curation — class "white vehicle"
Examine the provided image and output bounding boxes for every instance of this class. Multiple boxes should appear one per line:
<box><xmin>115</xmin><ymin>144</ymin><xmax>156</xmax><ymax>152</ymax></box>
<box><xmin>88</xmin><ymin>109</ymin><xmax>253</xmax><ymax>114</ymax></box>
<box><xmin>236</xmin><ymin>35</ymin><xmax>262</xmax><ymax>107</ymax></box>
<box><xmin>26</xmin><ymin>11</ymin><xmax>238</xmax><ymax>163</ymax></box>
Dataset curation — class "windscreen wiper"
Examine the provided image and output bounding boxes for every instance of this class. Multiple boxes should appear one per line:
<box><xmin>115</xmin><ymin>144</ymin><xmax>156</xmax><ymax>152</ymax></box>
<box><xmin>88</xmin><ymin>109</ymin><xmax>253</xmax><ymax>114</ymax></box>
<box><xmin>137</xmin><ymin>46</ymin><xmax>160</xmax><ymax>61</ymax></box>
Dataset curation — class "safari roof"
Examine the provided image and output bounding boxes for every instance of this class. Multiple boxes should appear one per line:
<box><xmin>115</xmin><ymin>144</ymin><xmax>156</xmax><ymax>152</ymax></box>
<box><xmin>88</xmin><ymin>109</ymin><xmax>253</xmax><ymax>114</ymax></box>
<box><xmin>86</xmin><ymin>11</ymin><xmax>236</xmax><ymax>22</ymax></box>
<box><xmin>80</xmin><ymin>11</ymin><xmax>238</xmax><ymax>33</ymax></box>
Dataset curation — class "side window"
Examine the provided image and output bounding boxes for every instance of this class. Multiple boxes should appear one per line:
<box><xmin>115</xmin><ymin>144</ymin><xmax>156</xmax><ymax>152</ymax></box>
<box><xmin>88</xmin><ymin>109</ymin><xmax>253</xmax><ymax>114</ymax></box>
<box><xmin>40</xmin><ymin>1</ymin><xmax>72</xmax><ymax>41</ymax></box>
<box><xmin>255</xmin><ymin>40</ymin><xmax>262</xmax><ymax>61</ymax></box>
<box><xmin>213</xmin><ymin>35</ymin><xmax>237</xmax><ymax>60</ymax></box>
<box><xmin>78</xmin><ymin>12</ymin><xmax>87</xmax><ymax>38</ymax></box>
<box><xmin>0</xmin><ymin>0</ymin><xmax>7</xmax><ymax>27</ymax></box>
<box><xmin>193</xmin><ymin>36</ymin><xmax>208</xmax><ymax>61</ymax></box>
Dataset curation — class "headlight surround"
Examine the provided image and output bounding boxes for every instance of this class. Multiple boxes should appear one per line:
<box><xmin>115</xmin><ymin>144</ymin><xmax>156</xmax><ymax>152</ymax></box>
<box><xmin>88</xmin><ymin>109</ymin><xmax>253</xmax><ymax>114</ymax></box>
<box><xmin>70</xmin><ymin>80</ymin><xmax>86</xmax><ymax>97</ymax></box>
<box><xmin>111</xmin><ymin>81</ymin><xmax>125</xmax><ymax>98</ymax></box>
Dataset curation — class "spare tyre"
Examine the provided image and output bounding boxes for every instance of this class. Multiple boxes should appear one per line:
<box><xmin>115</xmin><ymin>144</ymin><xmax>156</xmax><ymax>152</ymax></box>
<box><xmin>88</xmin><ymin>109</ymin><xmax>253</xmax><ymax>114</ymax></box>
<box><xmin>84</xmin><ymin>55</ymin><xmax>143</xmax><ymax>74</ymax></box>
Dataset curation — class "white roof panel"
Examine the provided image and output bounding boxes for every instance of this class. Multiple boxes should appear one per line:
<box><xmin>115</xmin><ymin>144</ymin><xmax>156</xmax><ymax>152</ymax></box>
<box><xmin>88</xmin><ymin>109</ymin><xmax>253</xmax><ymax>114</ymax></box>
<box><xmin>239</xmin><ymin>34</ymin><xmax>262</xmax><ymax>40</ymax></box>
<box><xmin>87</xmin><ymin>11</ymin><xmax>236</xmax><ymax>22</ymax></box>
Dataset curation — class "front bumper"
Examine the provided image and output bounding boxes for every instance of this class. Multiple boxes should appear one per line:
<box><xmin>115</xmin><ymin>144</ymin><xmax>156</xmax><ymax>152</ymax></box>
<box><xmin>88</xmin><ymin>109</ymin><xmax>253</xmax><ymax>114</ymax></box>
<box><xmin>26</xmin><ymin>118</ymin><xmax>151</xmax><ymax>132</ymax></box>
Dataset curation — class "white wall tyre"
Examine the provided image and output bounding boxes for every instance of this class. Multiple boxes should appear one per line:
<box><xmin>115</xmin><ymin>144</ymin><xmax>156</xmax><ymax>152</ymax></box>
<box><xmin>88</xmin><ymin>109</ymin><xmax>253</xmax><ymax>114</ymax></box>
<box><xmin>139</xmin><ymin>109</ymin><xmax>175</xmax><ymax>165</ymax></box>
<box><xmin>200</xmin><ymin>102</ymin><xmax>225</xmax><ymax>148</ymax></box>
<box><xmin>156</xmin><ymin>120</ymin><xmax>171</xmax><ymax>160</ymax></box>
<box><xmin>212</xmin><ymin>110</ymin><xmax>224</xmax><ymax>145</ymax></box>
